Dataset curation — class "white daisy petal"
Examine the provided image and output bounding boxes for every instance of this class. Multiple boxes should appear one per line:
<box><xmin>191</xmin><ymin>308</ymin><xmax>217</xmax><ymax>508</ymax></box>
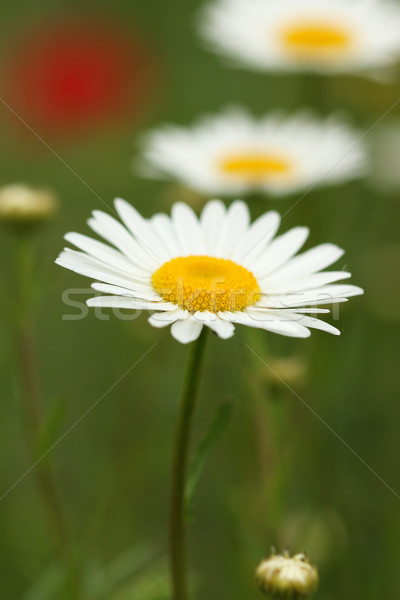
<box><xmin>257</xmin><ymin>284</ymin><xmax>364</xmax><ymax>309</ymax></box>
<box><xmin>215</xmin><ymin>200</ymin><xmax>250</xmax><ymax>257</ymax></box>
<box><xmin>114</xmin><ymin>198</ymin><xmax>167</xmax><ymax>261</ymax></box>
<box><xmin>148</xmin><ymin>309</ymin><xmax>188</xmax><ymax>328</ymax></box>
<box><xmin>252</xmin><ymin>227</ymin><xmax>309</xmax><ymax>278</ymax></box>
<box><xmin>87</xmin><ymin>296</ymin><xmax>175</xmax><ymax>311</ymax></box>
<box><xmin>171</xmin><ymin>202</ymin><xmax>206</xmax><ymax>255</ymax></box>
<box><xmin>254</xmin><ymin>307</ymin><xmax>330</xmax><ymax>314</ymax></box>
<box><xmin>291</xmin><ymin>314</ymin><xmax>341</xmax><ymax>336</ymax></box>
<box><xmin>91</xmin><ymin>283</ymin><xmax>160</xmax><ymax>302</ymax></box>
<box><xmin>199</xmin><ymin>0</ymin><xmax>400</xmax><ymax>79</ymax></box>
<box><xmin>56</xmin><ymin>249</ymin><xmax>151</xmax><ymax>293</ymax></box>
<box><xmin>56</xmin><ymin>198</ymin><xmax>363</xmax><ymax>343</ymax></box>
<box><xmin>221</xmin><ymin>310</ymin><xmax>311</xmax><ymax>338</ymax></box>
<box><xmin>200</xmin><ymin>199</ymin><xmax>227</xmax><ymax>254</ymax></box>
<box><xmin>171</xmin><ymin>318</ymin><xmax>204</xmax><ymax>344</ymax></box>
<box><xmin>88</xmin><ymin>211</ymin><xmax>158</xmax><ymax>270</ymax></box>
<box><xmin>194</xmin><ymin>310</ymin><xmax>235</xmax><ymax>339</ymax></box>
<box><xmin>263</xmin><ymin>244</ymin><xmax>345</xmax><ymax>284</ymax></box>
<box><xmin>263</xmin><ymin>270</ymin><xmax>351</xmax><ymax>294</ymax></box>
<box><xmin>64</xmin><ymin>232</ymin><xmax>146</xmax><ymax>278</ymax></box>
<box><xmin>151</xmin><ymin>213</ymin><xmax>183</xmax><ymax>258</ymax></box>
<box><xmin>264</xmin><ymin>310</ymin><xmax>341</xmax><ymax>335</ymax></box>
<box><xmin>234</xmin><ymin>210</ymin><xmax>281</xmax><ymax>264</ymax></box>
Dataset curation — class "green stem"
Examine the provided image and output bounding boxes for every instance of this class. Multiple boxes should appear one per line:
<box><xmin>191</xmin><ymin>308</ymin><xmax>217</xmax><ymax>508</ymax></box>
<box><xmin>169</xmin><ymin>328</ymin><xmax>208</xmax><ymax>600</ymax></box>
<box><xmin>14</xmin><ymin>235</ymin><xmax>83</xmax><ymax>599</ymax></box>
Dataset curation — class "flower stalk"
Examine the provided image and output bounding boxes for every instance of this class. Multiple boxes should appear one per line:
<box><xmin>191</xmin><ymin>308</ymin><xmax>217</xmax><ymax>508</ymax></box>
<box><xmin>169</xmin><ymin>328</ymin><xmax>208</xmax><ymax>600</ymax></box>
<box><xmin>13</xmin><ymin>233</ymin><xmax>83</xmax><ymax>599</ymax></box>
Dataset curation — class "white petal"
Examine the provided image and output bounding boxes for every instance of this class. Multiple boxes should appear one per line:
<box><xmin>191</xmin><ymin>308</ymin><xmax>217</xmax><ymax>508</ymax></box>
<box><xmin>264</xmin><ymin>244</ymin><xmax>345</xmax><ymax>284</ymax></box>
<box><xmin>87</xmin><ymin>296</ymin><xmax>176</xmax><ymax>311</ymax></box>
<box><xmin>262</xmin><ymin>271</ymin><xmax>351</xmax><ymax>294</ymax></box>
<box><xmin>88</xmin><ymin>211</ymin><xmax>158</xmax><ymax>269</ymax></box>
<box><xmin>252</xmin><ymin>227</ymin><xmax>309</xmax><ymax>278</ymax></box>
<box><xmin>91</xmin><ymin>282</ymin><xmax>160</xmax><ymax>302</ymax></box>
<box><xmin>56</xmin><ymin>249</ymin><xmax>152</xmax><ymax>292</ymax></box>
<box><xmin>256</xmin><ymin>284</ymin><xmax>364</xmax><ymax>309</ymax></box>
<box><xmin>215</xmin><ymin>200</ymin><xmax>250</xmax><ymax>258</ymax></box>
<box><xmin>233</xmin><ymin>211</ymin><xmax>280</xmax><ymax>264</ymax></box>
<box><xmin>151</xmin><ymin>213</ymin><xmax>182</xmax><ymax>258</ymax></box>
<box><xmin>148</xmin><ymin>309</ymin><xmax>188</xmax><ymax>328</ymax></box>
<box><xmin>200</xmin><ymin>199</ymin><xmax>226</xmax><ymax>255</ymax></box>
<box><xmin>194</xmin><ymin>310</ymin><xmax>235</xmax><ymax>339</ymax></box>
<box><xmin>64</xmin><ymin>232</ymin><xmax>145</xmax><ymax>277</ymax></box>
<box><xmin>268</xmin><ymin>307</ymin><xmax>330</xmax><ymax>314</ymax></box>
<box><xmin>171</xmin><ymin>318</ymin><xmax>203</xmax><ymax>344</ymax></box>
<box><xmin>114</xmin><ymin>198</ymin><xmax>167</xmax><ymax>262</ymax></box>
<box><xmin>260</xmin><ymin>310</ymin><xmax>340</xmax><ymax>336</ymax></box>
<box><xmin>171</xmin><ymin>202</ymin><xmax>205</xmax><ymax>255</ymax></box>
<box><xmin>221</xmin><ymin>310</ymin><xmax>311</xmax><ymax>338</ymax></box>
<box><xmin>292</xmin><ymin>314</ymin><xmax>340</xmax><ymax>336</ymax></box>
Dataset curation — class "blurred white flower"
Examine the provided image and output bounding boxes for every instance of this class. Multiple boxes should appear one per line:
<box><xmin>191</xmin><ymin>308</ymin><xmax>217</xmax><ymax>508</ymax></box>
<box><xmin>199</xmin><ymin>0</ymin><xmax>400</xmax><ymax>78</ymax></box>
<box><xmin>56</xmin><ymin>199</ymin><xmax>363</xmax><ymax>344</ymax></box>
<box><xmin>137</xmin><ymin>109</ymin><xmax>366</xmax><ymax>197</ymax></box>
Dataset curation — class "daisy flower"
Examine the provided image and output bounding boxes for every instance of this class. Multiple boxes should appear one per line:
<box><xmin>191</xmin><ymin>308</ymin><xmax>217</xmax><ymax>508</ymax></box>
<box><xmin>56</xmin><ymin>199</ymin><xmax>363</xmax><ymax>344</ymax></box>
<box><xmin>199</xmin><ymin>0</ymin><xmax>400</xmax><ymax>77</ymax></box>
<box><xmin>138</xmin><ymin>109</ymin><xmax>366</xmax><ymax>196</ymax></box>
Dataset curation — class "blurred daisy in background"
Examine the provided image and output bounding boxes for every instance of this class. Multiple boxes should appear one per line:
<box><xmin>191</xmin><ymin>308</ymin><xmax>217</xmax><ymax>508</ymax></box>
<box><xmin>56</xmin><ymin>199</ymin><xmax>363</xmax><ymax>344</ymax></box>
<box><xmin>199</xmin><ymin>0</ymin><xmax>400</xmax><ymax>78</ymax></box>
<box><xmin>137</xmin><ymin>108</ymin><xmax>366</xmax><ymax>196</ymax></box>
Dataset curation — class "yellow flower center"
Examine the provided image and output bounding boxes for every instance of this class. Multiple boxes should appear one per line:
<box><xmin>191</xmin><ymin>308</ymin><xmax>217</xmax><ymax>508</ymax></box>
<box><xmin>152</xmin><ymin>255</ymin><xmax>261</xmax><ymax>313</ymax></box>
<box><xmin>281</xmin><ymin>22</ymin><xmax>351</xmax><ymax>58</ymax></box>
<box><xmin>219</xmin><ymin>153</ymin><xmax>291</xmax><ymax>182</ymax></box>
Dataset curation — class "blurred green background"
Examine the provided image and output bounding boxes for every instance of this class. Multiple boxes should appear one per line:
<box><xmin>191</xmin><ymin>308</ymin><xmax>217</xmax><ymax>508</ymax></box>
<box><xmin>0</xmin><ymin>1</ymin><xmax>400</xmax><ymax>599</ymax></box>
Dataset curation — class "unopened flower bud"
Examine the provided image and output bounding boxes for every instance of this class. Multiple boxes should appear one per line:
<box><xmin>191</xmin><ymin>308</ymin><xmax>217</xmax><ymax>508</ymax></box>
<box><xmin>0</xmin><ymin>184</ymin><xmax>57</xmax><ymax>227</ymax></box>
<box><xmin>256</xmin><ymin>551</ymin><xmax>318</xmax><ymax>599</ymax></box>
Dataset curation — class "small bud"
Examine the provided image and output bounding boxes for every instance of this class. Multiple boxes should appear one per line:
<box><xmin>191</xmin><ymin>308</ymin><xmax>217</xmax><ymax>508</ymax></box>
<box><xmin>0</xmin><ymin>184</ymin><xmax>57</xmax><ymax>228</ymax></box>
<box><xmin>256</xmin><ymin>551</ymin><xmax>318</xmax><ymax>599</ymax></box>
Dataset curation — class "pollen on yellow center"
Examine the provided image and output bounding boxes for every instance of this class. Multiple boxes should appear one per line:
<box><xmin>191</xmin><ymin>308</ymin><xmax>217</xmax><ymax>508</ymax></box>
<box><xmin>219</xmin><ymin>153</ymin><xmax>291</xmax><ymax>182</ymax></box>
<box><xmin>152</xmin><ymin>255</ymin><xmax>261</xmax><ymax>313</ymax></box>
<box><xmin>281</xmin><ymin>22</ymin><xmax>351</xmax><ymax>57</ymax></box>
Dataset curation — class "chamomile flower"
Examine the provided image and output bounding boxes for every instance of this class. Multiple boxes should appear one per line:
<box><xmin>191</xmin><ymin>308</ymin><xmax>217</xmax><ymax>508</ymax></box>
<box><xmin>138</xmin><ymin>109</ymin><xmax>365</xmax><ymax>196</ymax></box>
<box><xmin>56</xmin><ymin>199</ymin><xmax>363</xmax><ymax>344</ymax></box>
<box><xmin>199</xmin><ymin>0</ymin><xmax>400</xmax><ymax>77</ymax></box>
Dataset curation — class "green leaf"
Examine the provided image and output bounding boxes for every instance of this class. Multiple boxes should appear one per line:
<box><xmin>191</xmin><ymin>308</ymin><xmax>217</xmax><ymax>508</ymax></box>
<box><xmin>185</xmin><ymin>400</ymin><xmax>234</xmax><ymax>518</ymax></box>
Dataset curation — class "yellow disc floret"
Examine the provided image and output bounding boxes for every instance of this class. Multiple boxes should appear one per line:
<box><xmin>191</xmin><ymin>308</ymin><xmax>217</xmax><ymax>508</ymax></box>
<box><xmin>152</xmin><ymin>255</ymin><xmax>261</xmax><ymax>313</ymax></box>
<box><xmin>219</xmin><ymin>153</ymin><xmax>291</xmax><ymax>183</ymax></box>
<box><xmin>281</xmin><ymin>22</ymin><xmax>351</xmax><ymax>58</ymax></box>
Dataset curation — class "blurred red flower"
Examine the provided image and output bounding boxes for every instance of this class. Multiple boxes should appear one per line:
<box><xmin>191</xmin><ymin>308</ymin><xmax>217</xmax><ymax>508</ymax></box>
<box><xmin>2</xmin><ymin>18</ymin><xmax>155</xmax><ymax>137</ymax></box>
